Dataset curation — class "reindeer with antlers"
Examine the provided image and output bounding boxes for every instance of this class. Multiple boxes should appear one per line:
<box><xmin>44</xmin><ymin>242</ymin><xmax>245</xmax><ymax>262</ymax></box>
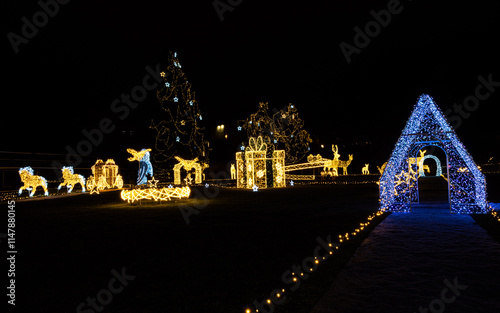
<box><xmin>324</xmin><ymin>145</ymin><xmax>354</xmax><ymax>176</ymax></box>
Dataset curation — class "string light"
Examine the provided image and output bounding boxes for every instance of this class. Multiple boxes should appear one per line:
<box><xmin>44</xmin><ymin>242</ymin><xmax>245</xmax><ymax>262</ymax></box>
<box><xmin>247</xmin><ymin>211</ymin><xmax>384</xmax><ymax>312</ymax></box>
<box><xmin>18</xmin><ymin>166</ymin><xmax>49</xmax><ymax>197</ymax></box>
<box><xmin>121</xmin><ymin>186</ymin><xmax>190</xmax><ymax>203</ymax></box>
<box><xmin>87</xmin><ymin>159</ymin><xmax>123</xmax><ymax>194</ymax></box>
<box><xmin>173</xmin><ymin>156</ymin><xmax>204</xmax><ymax>185</ymax></box>
<box><xmin>58</xmin><ymin>166</ymin><xmax>86</xmax><ymax>193</ymax></box>
<box><xmin>230</xmin><ymin>164</ymin><xmax>236</xmax><ymax>179</ymax></box>
<box><xmin>127</xmin><ymin>148</ymin><xmax>153</xmax><ymax>185</ymax></box>
<box><xmin>236</xmin><ymin>136</ymin><xmax>286</xmax><ymax>189</ymax></box>
<box><xmin>418</xmin><ymin>154</ymin><xmax>442</xmax><ymax>177</ymax></box>
<box><xmin>150</xmin><ymin>51</ymin><xmax>210</xmax><ymax>169</ymax></box>
<box><xmin>242</xmin><ymin>102</ymin><xmax>312</xmax><ymax>164</ymax></box>
<box><xmin>379</xmin><ymin>94</ymin><xmax>487</xmax><ymax>213</ymax></box>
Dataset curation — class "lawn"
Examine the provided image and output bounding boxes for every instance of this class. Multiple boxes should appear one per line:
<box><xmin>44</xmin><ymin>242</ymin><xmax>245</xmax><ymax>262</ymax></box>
<box><xmin>9</xmin><ymin>183</ymin><xmax>386</xmax><ymax>313</ymax></box>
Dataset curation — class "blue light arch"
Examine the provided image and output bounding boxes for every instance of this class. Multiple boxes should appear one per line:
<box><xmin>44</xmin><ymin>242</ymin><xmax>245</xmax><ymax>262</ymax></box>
<box><xmin>379</xmin><ymin>94</ymin><xmax>487</xmax><ymax>213</ymax></box>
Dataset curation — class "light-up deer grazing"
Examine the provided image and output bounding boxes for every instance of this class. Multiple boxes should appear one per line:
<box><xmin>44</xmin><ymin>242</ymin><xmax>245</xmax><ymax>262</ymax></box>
<box><xmin>362</xmin><ymin>164</ymin><xmax>370</xmax><ymax>175</ymax></box>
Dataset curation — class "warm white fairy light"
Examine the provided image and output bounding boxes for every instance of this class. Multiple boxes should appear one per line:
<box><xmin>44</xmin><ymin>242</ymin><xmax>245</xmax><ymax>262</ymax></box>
<box><xmin>173</xmin><ymin>156</ymin><xmax>204</xmax><ymax>185</ymax></box>
<box><xmin>18</xmin><ymin>166</ymin><xmax>49</xmax><ymax>197</ymax></box>
<box><xmin>247</xmin><ymin>211</ymin><xmax>384</xmax><ymax>312</ymax></box>
<box><xmin>87</xmin><ymin>159</ymin><xmax>123</xmax><ymax>194</ymax></box>
<box><xmin>236</xmin><ymin>136</ymin><xmax>285</xmax><ymax>189</ymax></box>
<box><xmin>58</xmin><ymin>166</ymin><xmax>86</xmax><ymax>193</ymax></box>
<box><xmin>121</xmin><ymin>186</ymin><xmax>190</xmax><ymax>203</ymax></box>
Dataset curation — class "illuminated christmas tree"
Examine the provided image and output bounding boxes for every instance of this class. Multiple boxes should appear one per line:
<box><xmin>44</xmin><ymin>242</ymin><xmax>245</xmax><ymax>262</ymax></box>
<box><xmin>150</xmin><ymin>52</ymin><xmax>209</xmax><ymax>170</ymax></box>
<box><xmin>242</xmin><ymin>102</ymin><xmax>312</xmax><ymax>164</ymax></box>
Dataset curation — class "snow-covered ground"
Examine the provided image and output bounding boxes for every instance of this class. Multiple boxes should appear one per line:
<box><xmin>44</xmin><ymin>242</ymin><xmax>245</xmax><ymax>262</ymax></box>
<box><xmin>311</xmin><ymin>204</ymin><xmax>500</xmax><ymax>313</ymax></box>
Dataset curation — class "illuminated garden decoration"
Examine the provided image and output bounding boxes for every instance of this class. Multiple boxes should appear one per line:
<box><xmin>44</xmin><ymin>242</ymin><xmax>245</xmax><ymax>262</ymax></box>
<box><xmin>58</xmin><ymin>166</ymin><xmax>86</xmax><ymax>193</ymax></box>
<box><xmin>87</xmin><ymin>159</ymin><xmax>123</xmax><ymax>194</ymax></box>
<box><xmin>127</xmin><ymin>148</ymin><xmax>153</xmax><ymax>185</ymax></box>
<box><xmin>150</xmin><ymin>51</ymin><xmax>209</xmax><ymax>174</ymax></box>
<box><xmin>242</xmin><ymin>102</ymin><xmax>312</xmax><ymax>164</ymax></box>
<box><xmin>362</xmin><ymin>164</ymin><xmax>370</xmax><ymax>175</ymax></box>
<box><xmin>323</xmin><ymin>145</ymin><xmax>353</xmax><ymax>176</ymax></box>
<box><xmin>121</xmin><ymin>186</ymin><xmax>190</xmax><ymax>203</ymax></box>
<box><xmin>18</xmin><ymin>166</ymin><xmax>48</xmax><ymax>197</ymax></box>
<box><xmin>379</xmin><ymin>94</ymin><xmax>488</xmax><ymax>213</ymax></box>
<box><xmin>236</xmin><ymin>136</ymin><xmax>286</xmax><ymax>189</ymax></box>
<box><xmin>418</xmin><ymin>154</ymin><xmax>442</xmax><ymax>177</ymax></box>
<box><xmin>173</xmin><ymin>156</ymin><xmax>204</xmax><ymax>185</ymax></box>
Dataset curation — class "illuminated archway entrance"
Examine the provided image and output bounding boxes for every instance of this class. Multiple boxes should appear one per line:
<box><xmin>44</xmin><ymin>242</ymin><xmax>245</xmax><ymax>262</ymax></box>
<box><xmin>379</xmin><ymin>94</ymin><xmax>487</xmax><ymax>214</ymax></box>
<box><xmin>412</xmin><ymin>145</ymin><xmax>449</xmax><ymax>205</ymax></box>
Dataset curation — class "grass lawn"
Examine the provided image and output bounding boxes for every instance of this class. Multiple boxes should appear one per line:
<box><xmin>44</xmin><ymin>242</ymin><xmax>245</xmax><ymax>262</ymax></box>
<box><xmin>9</xmin><ymin>183</ymin><xmax>386</xmax><ymax>313</ymax></box>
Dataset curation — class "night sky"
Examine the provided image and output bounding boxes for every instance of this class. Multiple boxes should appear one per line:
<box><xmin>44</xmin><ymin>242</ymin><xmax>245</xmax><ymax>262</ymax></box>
<box><xmin>2</xmin><ymin>0</ymin><xmax>500</xmax><ymax>170</ymax></box>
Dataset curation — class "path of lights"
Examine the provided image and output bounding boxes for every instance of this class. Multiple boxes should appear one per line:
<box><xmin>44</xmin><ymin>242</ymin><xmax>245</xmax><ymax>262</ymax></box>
<box><xmin>58</xmin><ymin>166</ymin><xmax>86</xmax><ymax>193</ymax></box>
<box><xmin>18</xmin><ymin>166</ymin><xmax>49</xmax><ymax>197</ymax></box>
<box><xmin>379</xmin><ymin>94</ymin><xmax>487</xmax><ymax>213</ymax></box>
<box><xmin>127</xmin><ymin>148</ymin><xmax>153</xmax><ymax>185</ymax></box>
<box><xmin>121</xmin><ymin>186</ymin><xmax>190</xmax><ymax>203</ymax></box>
<box><xmin>245</xmin><ymin>211</ymin><xmax>384</xmax><ymax>313</ymax></box>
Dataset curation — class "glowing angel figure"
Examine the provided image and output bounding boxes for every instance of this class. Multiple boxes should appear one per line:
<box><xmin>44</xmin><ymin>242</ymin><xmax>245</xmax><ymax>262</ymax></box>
<box><xmin>18</xmin><ymin>166</ymin><xmax>49</xmax><ymax>197</ymax></box>
<box><xmin>58</xmin><ymin>166</ymin><xmax>86</xmax><ymax>193</ymax></box>
<box><xmin>127</xmin><ymin>148</ymin><xmax>153</xmax><ymax>185</ymax></box>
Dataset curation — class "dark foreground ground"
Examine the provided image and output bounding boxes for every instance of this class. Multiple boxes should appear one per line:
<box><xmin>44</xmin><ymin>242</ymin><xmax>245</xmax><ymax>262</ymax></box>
<box><xmin>6</xmin><ymin>183</ymin><xmax>385</xmax><ymax>313</ymax></box>
<box><xmin>5</xmin><ymin>173</ymin><xmax>500</xmax><ymax>313</ymax></box>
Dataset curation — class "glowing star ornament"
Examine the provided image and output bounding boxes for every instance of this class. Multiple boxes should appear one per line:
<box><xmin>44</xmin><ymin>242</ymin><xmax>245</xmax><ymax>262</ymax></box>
<box><xmin>18</xmin><ymin>167</ymin><xmax>48</xmax><ymax>197</ymax></box>
<box><xmin>127</xmin><ymin>148</ymin><xmax>153</xmax><ymax>185</ymax></box>
<box><xmin>379</xmin><ymin>94</ymin><xmax>488</xmax><ymax>214</ymax></box>
<box><xmin>58</xmin><ymin>166</ymin><xmax>86</xmax><ymax>193</ymax></box>
<box><xmin>147</xmin><ymin>177</ymin><xmax>159</xmax><ymax>188</ymax></box>
<box><xmin>252</xmin><ymin>185</ymin><xmax>259</xmax><ymax>192</ymax></box>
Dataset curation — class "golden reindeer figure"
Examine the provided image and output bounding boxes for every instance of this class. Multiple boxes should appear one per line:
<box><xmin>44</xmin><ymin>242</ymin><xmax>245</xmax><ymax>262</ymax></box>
<box><xmin>337</xmin><ymin>154</ymin><xmax>354</xmax><ymax>175</ymax></box>
<box><xmin>362</xmin><ymin>164</ymin><xmax>370</xmax><ymax>175</ymax></box>
<box><xmin>324</xmin><ymin>145</ymin><xmax>340</xmax><ymax>175</ymax></box>
<box><xmin>18</xmin><ymin>166</ymin><xmax>49</xmax><ymax>197</ymax></box>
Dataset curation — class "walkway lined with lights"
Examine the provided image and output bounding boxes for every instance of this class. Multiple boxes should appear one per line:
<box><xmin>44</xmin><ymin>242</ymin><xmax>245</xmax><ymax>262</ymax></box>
<box><xmin>311</xmin><ymin>204</ymin><xmax>500</xmax><ymax>313</ymax></box>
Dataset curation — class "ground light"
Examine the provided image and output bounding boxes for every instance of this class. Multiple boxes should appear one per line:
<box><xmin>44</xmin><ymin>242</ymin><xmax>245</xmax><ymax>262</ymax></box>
<box><xmin>246</xmin><ymin>211</ymin><xmax>384</xmax><ymax>312</ymax></box>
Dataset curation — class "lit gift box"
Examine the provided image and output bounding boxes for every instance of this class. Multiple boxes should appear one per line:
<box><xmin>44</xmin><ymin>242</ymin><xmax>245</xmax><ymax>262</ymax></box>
<box><xmin>236</xmin><ymin>136</ymin><xmax>285</xmax><ymax>189</ymax></box>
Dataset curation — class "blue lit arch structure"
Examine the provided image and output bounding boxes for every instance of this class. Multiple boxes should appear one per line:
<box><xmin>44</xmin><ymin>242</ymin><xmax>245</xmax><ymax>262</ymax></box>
<box><xmin>379</xmin><ymin>94</ymin><xmax>487</xmax><ymax>213</ymax></box>
<box><xmin>419</xmin><ymin>154</ymin><xmax>442</xmax><ymax>177</ymax></box>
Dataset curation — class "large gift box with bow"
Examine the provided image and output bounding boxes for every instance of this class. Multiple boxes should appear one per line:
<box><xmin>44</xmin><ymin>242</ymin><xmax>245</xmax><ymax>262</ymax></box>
<box><xmin>236</xmin><ymin>136</ymin><xmax>285</xmax><ymax>189</ymax></box>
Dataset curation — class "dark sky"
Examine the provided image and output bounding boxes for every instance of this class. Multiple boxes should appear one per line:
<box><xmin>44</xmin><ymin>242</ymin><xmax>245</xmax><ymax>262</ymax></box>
<box><xmin>2</xmin><ymin>0</ymin><xmax>500</xmax><ymax>166</ymax></box>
